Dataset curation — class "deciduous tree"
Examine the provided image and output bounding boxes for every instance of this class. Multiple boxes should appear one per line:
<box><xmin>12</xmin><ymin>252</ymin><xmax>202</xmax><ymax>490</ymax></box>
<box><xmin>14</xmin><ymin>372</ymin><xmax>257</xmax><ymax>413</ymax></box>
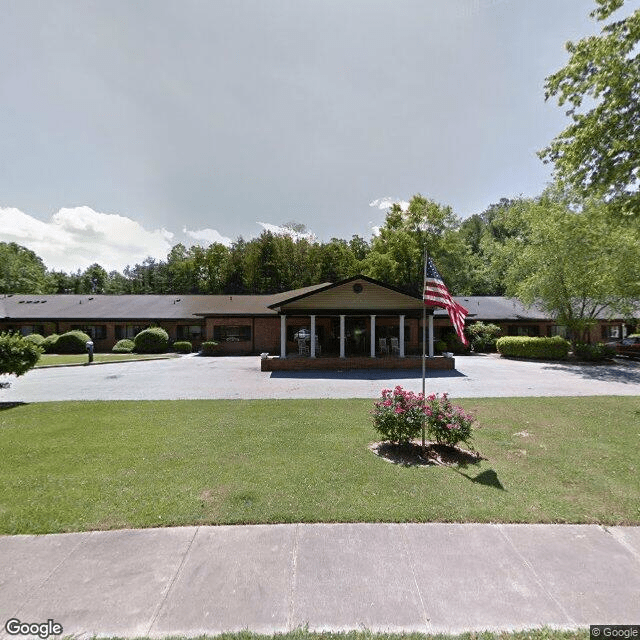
<box><xmin>540</xmin><ymin>0</ymin><xmax>640</xmax><ymax>216</ymax></box>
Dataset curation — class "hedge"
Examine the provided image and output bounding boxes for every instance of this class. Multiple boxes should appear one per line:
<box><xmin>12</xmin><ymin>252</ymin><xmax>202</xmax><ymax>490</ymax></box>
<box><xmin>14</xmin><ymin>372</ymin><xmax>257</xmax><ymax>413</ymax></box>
<box><xmin>41</xmin><ymin>334</ymin><xmax>59</xmax><ymax>353</ymax></box>
<box><xmin>133</xmin><ymin>327</ymin><xmax>169</xmax><ymax>353</ymax></box>
<box><xmin>573</xmin><ymin>342</ymin><xmax>616</xmax><ymax>362</ymax></box>
<box><xmin>23</xmin><ymin>333</ymin><xmax>45</xmax><ymax>347</ymax></box>
<box><xmin>496</xmin><ymin>336</ymin><xmax>570</xmax><ymax>360</ymax></box>
<box><xmin>200</xmin><ymin>341</ymin><xmax>220</xmax><ymax>356</ymax></box>
<box><xmin>112</xmin><ymin>339</ymin><xmax>135</xmax><ymax>353</ymax></box>
<box><xmin>55</xmin><ymin>330</ymin><xmax>92</xmax><ymax>354</ymax></box>
<box><xmin>173</xmin><ymin>341</ymin><xmax>193</xmax><ymax>354</ymax></box>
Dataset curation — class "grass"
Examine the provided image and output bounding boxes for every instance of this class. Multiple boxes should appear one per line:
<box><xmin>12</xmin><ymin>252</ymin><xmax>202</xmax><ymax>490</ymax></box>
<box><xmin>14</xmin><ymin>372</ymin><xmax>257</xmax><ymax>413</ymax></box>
<box><xmin>0</xmin><ymin>397</ymin><xmax>638</xmax><ymax>534</ymax></box>
<box><xmin>98</xmin><ymin>630</ymin><xmax>590</xmax><ymax>640</ymax></box>
<box><xmin>35</xmin><ymin>353</ymin><xmax>179</xmax><ymax>366</ymax></box>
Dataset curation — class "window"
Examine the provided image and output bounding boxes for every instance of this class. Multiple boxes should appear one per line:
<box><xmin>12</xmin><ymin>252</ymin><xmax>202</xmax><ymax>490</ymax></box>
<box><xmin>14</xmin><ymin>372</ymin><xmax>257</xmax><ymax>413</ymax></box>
<box><xmin>213</xmin><ymin>325</ymin><xmax>251</xmax><ymax>342</ymax></box>
<box><xmin>115</xmin><ymin>325</ymin><xmax>145</xmax><ymax>340</ymax></box>
<box><xmin>507</xmin><ymin>325</ymin><xmax>540</xmax><ymax>337</ymax></box>
<box><xmin>72</xmin><ymin>325</ymin><xmax>107</xmax><ymax>340</ymax></box>
<box><xmin>177</xmin><ymin>325</ymin><xmax>203</xmax><ymax>340</ymax></box>
<box><xmin>548</xmin><ymin>325</ymin><xmax>568</xmax><ymax>338</ymax></box>
<box><xmin>20</xmin><ymin>325</ymin><xmax>45</xmax><ymax>336</ymax></box>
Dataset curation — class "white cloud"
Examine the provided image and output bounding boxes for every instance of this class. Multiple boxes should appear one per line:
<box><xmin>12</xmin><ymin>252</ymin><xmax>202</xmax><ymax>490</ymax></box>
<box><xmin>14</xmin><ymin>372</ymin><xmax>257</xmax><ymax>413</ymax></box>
<box><xmin>183</xmin><ymin>227</ymin><xmax>232</xmax><ymax>247</ymax></box>
<box><xmin>257</xmin><ymin>221</ymin><xmax>317</xmax><ymax>243</ymax></box>
<box><xmin>0</xmin><ymin>206</ymin><xmax>174</xmax><ymax>272</ymax></box>
<box><xmin>369</xmin><ymin>197</ymin><xmax>410</xmax><ymax>212</ymax></box>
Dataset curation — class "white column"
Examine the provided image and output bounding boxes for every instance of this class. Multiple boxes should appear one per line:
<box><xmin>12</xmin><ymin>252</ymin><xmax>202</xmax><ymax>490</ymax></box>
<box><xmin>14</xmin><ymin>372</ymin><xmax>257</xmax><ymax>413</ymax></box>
<box><xmin>339</xmin><ymin>315</ymin><xmax>346</xmax><ymax>358</ymax></box>
<box><xmin>399</xmin><ymin>314</ymin><xmax>405</xmax><ymax>357</ymax></box>
<box><xmin>370</xmin><ymin>315</ymin><xmax>376</xmax><ymax>358</ymax></box>
<box><xmin>310</xmin><ymin>315</ymin><xmax>316</xmax><ymax>358</ymax></box>
<box><xmin>280</xmin><ymin>315</ymin><xmax>286</xmax><ymax>359</ymax></box>
<box><xmin>428</xmin><ymin>312</ymin><xmax>434</xmax><ymax>357</ymax></box>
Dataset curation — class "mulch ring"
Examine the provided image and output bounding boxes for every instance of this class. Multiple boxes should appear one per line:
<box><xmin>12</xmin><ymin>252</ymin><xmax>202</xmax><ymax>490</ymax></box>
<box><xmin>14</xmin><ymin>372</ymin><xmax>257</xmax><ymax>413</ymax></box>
<box><xmin>369</xmin><ymin>440</ymin><xmax>485</xmax><ymax>467</ymax></box>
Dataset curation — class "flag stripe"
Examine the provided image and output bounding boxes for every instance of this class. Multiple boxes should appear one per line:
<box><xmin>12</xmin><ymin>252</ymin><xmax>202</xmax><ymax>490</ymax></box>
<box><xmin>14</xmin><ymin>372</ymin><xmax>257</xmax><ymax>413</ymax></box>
<box><xmin>423</xmin><ymin>256</ymin><xmax>469</xmax><ymax>346</ymax></box>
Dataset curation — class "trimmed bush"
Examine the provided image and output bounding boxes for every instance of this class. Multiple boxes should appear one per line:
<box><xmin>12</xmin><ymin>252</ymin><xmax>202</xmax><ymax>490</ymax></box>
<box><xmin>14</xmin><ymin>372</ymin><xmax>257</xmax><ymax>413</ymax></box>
<box><xmin>0</xmin><ymin>331</ymin><xmax>42</xmax><ymax>376</ymax></box>
<box><xmin>41</xmin><ymin>334</ymin><xmax>59</xmax><ymax>353</ymax></box>
<box><xmin>435</xmin><ymin>340</ymin><xmax>448</xmax><ymax>354</ymax></box>
<box><xmin>23</xmin><ymin>333</ymin><xmax>45</xmax><ymax>347</ymax></box>
<box><xmin>173</xmin><ymin>341</ymin><xmax>193</xmax><ymax>354</ymax></box>
<box><xmin>200</xmin><ymin>341</ymin><xmax>220</xmax><ymax>356</ymax></box>
<box><xmin>55</xmin><ymin>330</ymin><xmax>92</xmax><ymax>354</ymax></box>
<box><xmin>496</xmin><ymin>336</ymin><xmax>570</xmax><ymax>360</ymax></box>
<box><xmin>574</xmin><ymin>342</ymin><xmax>616</xmax><ymax>362</ymax></box>
<box><xmin>112</xmin><ymin>339</ymin><xmax>135</xmax><ymax>353</ymax></box>
<box><xmin>133</xmin><ymin>327</ymin><xmax>169</xmax><ymax>353</ymax></box>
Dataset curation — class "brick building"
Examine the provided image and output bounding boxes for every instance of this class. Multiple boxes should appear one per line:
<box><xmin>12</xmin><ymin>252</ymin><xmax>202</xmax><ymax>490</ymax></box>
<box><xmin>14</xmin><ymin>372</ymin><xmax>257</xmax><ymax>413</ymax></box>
<box><xmin>0</xmin><ymin>275</ymin><xmax>634</xmax><ymax>355</ymax></box>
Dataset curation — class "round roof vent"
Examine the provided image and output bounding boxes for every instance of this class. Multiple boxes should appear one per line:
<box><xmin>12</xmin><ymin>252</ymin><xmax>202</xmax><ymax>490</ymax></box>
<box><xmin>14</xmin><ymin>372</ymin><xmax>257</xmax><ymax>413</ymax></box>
<box><xmin>353</xmin><ymin>283</ymin><xmax>363</xmax><ymax>294</ymax></box>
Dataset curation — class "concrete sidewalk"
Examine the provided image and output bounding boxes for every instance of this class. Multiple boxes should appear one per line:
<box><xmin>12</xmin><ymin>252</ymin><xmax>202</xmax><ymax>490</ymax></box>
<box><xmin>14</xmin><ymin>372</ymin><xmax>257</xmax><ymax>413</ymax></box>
<box><xmin>1</xmin><ymin>523</ymin><xmax>639</xmax><ymax>638</ymax></box>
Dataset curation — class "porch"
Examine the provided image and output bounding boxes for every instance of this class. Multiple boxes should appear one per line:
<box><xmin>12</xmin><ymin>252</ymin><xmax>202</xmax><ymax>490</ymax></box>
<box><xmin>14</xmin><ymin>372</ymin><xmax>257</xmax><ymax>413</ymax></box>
<box><xmin>260</xmin><ymin>353</ymin><xmax>455</xmax><ymax>372</ymax></box>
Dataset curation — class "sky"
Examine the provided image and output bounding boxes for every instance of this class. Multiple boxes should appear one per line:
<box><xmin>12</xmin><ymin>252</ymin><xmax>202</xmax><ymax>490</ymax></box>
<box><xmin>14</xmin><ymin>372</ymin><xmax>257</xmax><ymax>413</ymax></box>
<box><xmin>1</xmin><ymin>0</ymin><xmax>637</xmax><ymax>273</ymax></box>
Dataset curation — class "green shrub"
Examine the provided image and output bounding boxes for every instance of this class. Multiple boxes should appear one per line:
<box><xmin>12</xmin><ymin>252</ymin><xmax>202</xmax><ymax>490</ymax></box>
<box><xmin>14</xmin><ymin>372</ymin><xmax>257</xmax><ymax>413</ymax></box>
<box><xmin>112</xmin><ymin>339</ymin><xmax>135</xmax><ymax>353</ymax></box>
<box><xmin>0</xmin><ymin>331</ymin><xmax>42</xmax><ymax>376</ymax></box>
<box><xmin>435</xmin><ymin>340</ymin><xmax>448</xmax><ymax>354</ymax></box>
<box><xmin>444</xmin><ymin>332</ymin><xmax>470</xmax><ymax>354</ymax></box>
<box><xmin>173</xmin><ymin>341</ymin><xmax>192</xmax><ymax>354</ymax></box>
<box><xmin>133</xmin><ymin>327</ymin><xmax>169</xmax><ymax>353</ymax></box>
<box><xmin>467</xmin><ymin>322</ymin><xmax>502</xmax><ymax>352</ymax></box>
<box><xmin>41</xmin><ymin>334</ymin><xmax>59</xmax><ymax>353</ymax></box>
<box><xmin>200</xmin><ymin>341</ymin><xmax>220</xmax><ymax>356</ymax></box>
<box><xmin>496</xmin><ymin>336</ymin><xmax>570</xmax><ymax>360</ymax></box>
<box><xmin>574</xmin><ymin>342</ymin><xmax>616</xmax><ymax>362</ymax></box>
<box><xmin>23</xmin><ymin>333</ymin><xmax>45</xmax><ymax>346</ymax></box>
<box><xmin>55</xmin><ymin>330</ymin><xmax>92</xmax><ymax>354</ymax></box>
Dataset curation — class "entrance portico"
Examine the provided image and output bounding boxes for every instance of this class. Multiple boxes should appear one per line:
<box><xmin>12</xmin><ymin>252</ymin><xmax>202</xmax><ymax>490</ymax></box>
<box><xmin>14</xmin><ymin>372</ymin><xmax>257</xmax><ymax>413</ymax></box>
<box><xmin>263</xmin><ymin>275</ymin><xmax>453</xmax><ymax>371</ymax></box>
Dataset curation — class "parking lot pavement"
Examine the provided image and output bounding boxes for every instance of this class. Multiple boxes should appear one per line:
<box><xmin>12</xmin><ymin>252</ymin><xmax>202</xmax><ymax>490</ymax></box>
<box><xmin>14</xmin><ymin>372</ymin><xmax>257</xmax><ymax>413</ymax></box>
<box><xmin>1</xmin><ymin>354</ymin><xmax>639</xmax><ymax>402</ymax></box>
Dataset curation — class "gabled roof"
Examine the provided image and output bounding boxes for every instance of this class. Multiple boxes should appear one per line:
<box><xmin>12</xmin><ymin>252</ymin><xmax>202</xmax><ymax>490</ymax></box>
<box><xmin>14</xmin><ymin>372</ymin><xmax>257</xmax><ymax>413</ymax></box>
<box><xmin>268</xmin><ymin>275</ymin><xmax>430</xmax><ymax>313</ymax></box>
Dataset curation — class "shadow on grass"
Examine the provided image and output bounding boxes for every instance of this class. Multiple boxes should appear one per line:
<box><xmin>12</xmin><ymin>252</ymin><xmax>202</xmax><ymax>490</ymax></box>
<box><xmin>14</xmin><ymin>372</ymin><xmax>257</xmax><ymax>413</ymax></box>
<box><xmin>453</xmin><ymin>468</ymin><xmax>506</xmax><ymax>491</ymax></box>
<box><xmin>270</xmin><ymin>369</ymin><xmax>466</xmax><ymax>381</ymax></box>
<box><xmin>0</xmin><ymin>402</ymin><xmax>28</xmax><ymax>411</ymax></box>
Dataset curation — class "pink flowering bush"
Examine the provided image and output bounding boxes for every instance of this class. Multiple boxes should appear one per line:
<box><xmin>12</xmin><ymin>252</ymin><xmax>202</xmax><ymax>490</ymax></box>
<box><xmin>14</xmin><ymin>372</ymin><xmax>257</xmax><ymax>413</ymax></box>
<box><xmin>372</xmin><ymin>386</ymin><xmax>426</xmax><ymax>445</ymax></box>
<box><xmin>424</xmin><ymin>392</ymin><xmax>474</xmax><ymax>447</ymax></box>
<box><xmin>372</xmin><ymin>386</ymin><xmax>475</xmax><ymax>448</ymax></box>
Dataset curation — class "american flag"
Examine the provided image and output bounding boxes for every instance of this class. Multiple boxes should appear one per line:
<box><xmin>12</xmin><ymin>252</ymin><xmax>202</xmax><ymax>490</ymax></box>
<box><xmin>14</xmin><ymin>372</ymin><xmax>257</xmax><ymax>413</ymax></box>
<box><xmin>423</xmin><ymin>256</ymin><xmax>469</xmax><ymax>346</ymax></box>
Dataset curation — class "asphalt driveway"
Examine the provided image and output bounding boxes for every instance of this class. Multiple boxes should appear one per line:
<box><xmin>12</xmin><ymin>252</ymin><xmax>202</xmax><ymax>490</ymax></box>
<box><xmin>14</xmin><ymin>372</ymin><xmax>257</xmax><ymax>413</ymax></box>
<box><xmin>1</xmin><ymin>354</ymin><xmax>639</xmax><ymax>402</ymax></box>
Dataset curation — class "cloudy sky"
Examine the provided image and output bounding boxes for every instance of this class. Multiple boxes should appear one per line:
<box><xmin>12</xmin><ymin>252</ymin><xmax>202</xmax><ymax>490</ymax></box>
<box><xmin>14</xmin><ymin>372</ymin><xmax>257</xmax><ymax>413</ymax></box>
<box><xmin>1</xmin><ymin>0</ymin><xmax>635</xmax><ymax>272</ymax></box>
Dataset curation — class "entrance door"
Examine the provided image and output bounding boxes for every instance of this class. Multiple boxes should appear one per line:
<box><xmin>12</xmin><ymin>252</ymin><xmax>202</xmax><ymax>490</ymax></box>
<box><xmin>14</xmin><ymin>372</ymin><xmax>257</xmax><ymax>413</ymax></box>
<box><xmin>346</xmin><ymin>317</ymin><xmax>368</xmax><ymax>355</ymax></box>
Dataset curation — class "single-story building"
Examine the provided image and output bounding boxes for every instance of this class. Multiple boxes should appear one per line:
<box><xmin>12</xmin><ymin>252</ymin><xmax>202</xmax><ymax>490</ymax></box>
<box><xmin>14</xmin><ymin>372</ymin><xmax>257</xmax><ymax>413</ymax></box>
<box><xmin>0</xmin><ymin>276</ymin><xmax>634</xmax><ymax>362</ymax></box>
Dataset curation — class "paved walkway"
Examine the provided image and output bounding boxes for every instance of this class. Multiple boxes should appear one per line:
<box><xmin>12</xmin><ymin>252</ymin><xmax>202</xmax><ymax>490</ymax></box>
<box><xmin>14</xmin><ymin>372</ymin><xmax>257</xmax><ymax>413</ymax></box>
<box><xmin>1</xmin><ymin>354</ymin><xmax>640</xmax><ymax>402</ymax></box>
<box><xmin>1</xmin><ymin>523</ymin><xmax>639</xmax><ymax>638</ymax></box>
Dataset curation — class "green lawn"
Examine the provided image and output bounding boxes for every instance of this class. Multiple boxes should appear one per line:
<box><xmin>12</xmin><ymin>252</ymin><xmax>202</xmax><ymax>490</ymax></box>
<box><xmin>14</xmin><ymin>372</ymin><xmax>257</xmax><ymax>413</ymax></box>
<box><xmin>35</xmin><ymin>353</ymin><xmax>179</xmax><ymax>366</ymax></box>
<box><xmin>0</xmin><ymin>397</ymin><xmax>638</xmax><ymax>534</ymax></box>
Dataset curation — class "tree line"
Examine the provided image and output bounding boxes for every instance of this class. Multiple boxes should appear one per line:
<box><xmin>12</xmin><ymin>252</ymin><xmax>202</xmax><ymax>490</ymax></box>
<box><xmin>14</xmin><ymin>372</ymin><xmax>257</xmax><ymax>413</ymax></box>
<box><xmin>0</xmin><ymin>194</ymin><xmax>529</xmax><ymax>298</ymax></box>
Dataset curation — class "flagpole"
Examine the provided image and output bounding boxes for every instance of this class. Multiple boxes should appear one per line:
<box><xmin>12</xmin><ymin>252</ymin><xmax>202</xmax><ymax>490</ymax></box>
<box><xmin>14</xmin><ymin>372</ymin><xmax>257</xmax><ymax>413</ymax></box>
<box><xmin>421</xmin><ymin>246</ymin><xmax>427</xmax><ymax>453</ymax></box>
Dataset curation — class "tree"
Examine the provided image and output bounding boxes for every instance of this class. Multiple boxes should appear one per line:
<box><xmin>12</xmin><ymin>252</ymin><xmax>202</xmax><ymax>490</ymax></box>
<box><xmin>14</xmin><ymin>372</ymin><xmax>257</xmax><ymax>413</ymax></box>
<box><xmin>540</xmin><ymin>0</ymin><xmax>640</xmax><ymax>216</ymax></box>
<box><xmin>502</xmin><ymin>188</ymin><xmax>640</xmax><ymax>343</ymax></box>
<box><xmin>79</xmin><ymin>263</ymin><xmax>109</xmax><ymax>294</ymax></box>
<box><xmin>362</xmin><ymin>195</ymin><xmax>473</xmax><ymax>295</ymax></box>
<box><xmin>0</xmin><ymin>332</ymin><xmax>42</xmax><ymax>377</ymax></box>
<box><xmin>0</xmin><ymin>242</ymin><xmax>49</xmax><ymax>293</ymax></box>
